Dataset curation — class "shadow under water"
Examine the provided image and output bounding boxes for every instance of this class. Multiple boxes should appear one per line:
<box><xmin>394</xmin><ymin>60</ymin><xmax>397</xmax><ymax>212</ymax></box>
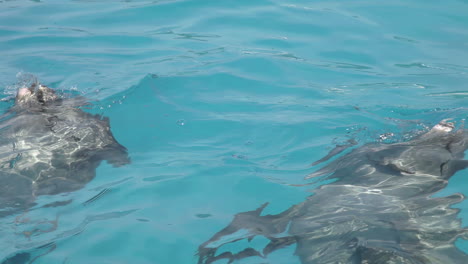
<box><xmin>199</xmin><ymin>120</ymin><xmax>468</xmax><ymax>264</ymax></box>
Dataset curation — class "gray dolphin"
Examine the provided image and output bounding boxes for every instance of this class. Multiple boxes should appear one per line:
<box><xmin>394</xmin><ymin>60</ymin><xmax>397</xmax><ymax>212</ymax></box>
<box><xmin>198</xmin><ymin>121</ymin><xmax>468</xmax><ymax>264</ymax></box>
<box><xmin>0</xmin><ymin>83</ymin><xmax>130</xmax><ymax>216</ymax></box>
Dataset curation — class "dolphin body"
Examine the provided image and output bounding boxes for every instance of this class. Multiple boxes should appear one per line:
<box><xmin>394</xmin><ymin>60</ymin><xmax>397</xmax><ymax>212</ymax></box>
<box><xmin>198</xmin><ymin>121</ymin><xmax>468</xmax><ymax>264</ymax></box>
<box><xmin>0</xmin><ymin>83</ymin><xmax>130</xmax><ymax>216</ymax></box>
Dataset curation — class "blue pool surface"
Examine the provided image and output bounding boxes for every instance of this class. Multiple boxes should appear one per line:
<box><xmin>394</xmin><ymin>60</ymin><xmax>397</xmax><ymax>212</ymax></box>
<box><xmin>1</xmin><ymin>0</ymin><xmax>468</xmax><ymax>263</ymax></box>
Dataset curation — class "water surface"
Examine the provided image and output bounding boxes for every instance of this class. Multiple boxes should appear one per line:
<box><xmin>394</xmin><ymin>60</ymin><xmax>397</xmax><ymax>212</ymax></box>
<box><xmin>1</xmin><ymin>0</ymin><xmax>468</xmax><ymax>263</ymax></box>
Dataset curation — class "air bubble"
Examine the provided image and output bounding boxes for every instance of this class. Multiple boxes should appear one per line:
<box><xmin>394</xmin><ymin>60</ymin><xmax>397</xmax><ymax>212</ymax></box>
<box><xmin>176</xmin><ymin>119</ymin><xmax>185</xmax><ymax>126</ymax></box>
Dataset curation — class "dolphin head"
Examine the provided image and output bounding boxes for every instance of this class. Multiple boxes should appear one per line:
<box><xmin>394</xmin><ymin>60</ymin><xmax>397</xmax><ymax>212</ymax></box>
<box><xmin>36</xmin><ymin>84</ymin><xmax>58</xmax><ymax>103</ymax></box>
<box><xmin>370</xmin><ymin>121</ymin><xmax>468</xmax><ymax>179</ymax></box>
<box><xmin>15</xmin><ymin>83</ymin><xmax>58</xmax><ymax>109</ymax></box>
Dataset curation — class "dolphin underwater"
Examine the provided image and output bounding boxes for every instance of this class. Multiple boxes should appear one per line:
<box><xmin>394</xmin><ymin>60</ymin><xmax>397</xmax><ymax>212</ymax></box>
<box><xmin>0</xmin><ymin>83</ymin><xmax>130</xmax><ymax>216</ymax></box>
<box><xmin>198</xmin><ymin>121</ymin><xmax>468</xmax><ymax>264</ymax></box>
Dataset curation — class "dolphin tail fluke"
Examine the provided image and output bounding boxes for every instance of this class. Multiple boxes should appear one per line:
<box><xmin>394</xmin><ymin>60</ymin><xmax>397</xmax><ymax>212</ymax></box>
<box><xmin>197</xmin><ymin>203</ymin><xmax>300</xmax><ymax>264</ymax></box>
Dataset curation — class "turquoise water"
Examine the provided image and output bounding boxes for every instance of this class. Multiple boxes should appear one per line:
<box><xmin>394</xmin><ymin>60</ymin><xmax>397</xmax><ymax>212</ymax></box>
<box><xmin>1</xmin><ymin>0</ymin><xmax>468</xmax><ymax>263</ymax></box>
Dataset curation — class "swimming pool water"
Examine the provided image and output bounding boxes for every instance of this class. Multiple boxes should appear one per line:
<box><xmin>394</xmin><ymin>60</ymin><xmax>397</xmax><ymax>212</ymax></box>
<box><xmin>1</xmin><ymin>0</ymin><xmax>468</xmax><ymax>263</ymax></box>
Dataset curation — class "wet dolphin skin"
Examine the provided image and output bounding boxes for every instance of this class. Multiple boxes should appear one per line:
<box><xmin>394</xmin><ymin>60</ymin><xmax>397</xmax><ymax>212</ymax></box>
<box><xmin>198</xmin><ymin>121</ymin><xmax>468</xmax><ymax>264</ymax></box>
<box><xmin>0</xmin><ymin>83</ymin><xmax>130</xmax><ymax>216</ymax></box>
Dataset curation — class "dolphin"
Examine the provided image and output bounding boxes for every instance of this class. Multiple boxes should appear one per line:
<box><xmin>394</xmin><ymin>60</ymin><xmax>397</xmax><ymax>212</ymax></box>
<box><xmin>198</xmin><ymin>120</ymin><xmax>468</xmax><ymax>264</ymax></box>
<box><xmin>0</xmin><ymin>82</ymin><xmax>130</xmax><ymax>216</ymax></box>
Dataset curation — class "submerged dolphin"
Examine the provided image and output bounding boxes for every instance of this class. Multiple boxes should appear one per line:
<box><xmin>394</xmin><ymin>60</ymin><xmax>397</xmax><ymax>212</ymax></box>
<box><xmin>198</xmin><ymin>121</ymin><xmax>468</xmax><ymax>264</ymax></box>
<box><xmin>0</xmin><ymin>83</ymin><xmax>130</xmax><ymax>216</ymax></box>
